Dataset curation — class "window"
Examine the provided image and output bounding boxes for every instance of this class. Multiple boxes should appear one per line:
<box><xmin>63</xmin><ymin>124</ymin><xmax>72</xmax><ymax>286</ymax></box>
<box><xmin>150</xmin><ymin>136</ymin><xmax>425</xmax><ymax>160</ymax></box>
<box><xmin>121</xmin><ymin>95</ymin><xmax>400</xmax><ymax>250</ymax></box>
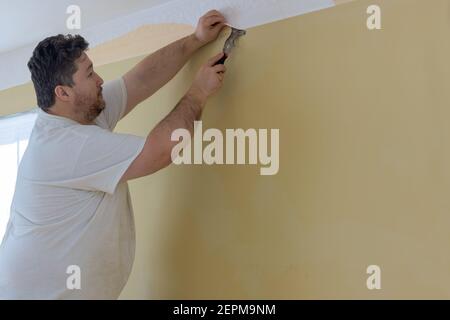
<box><xmin>0</xmin><ymin>109</ymin><xmax>37</xmax><ymax>241</ymax></box>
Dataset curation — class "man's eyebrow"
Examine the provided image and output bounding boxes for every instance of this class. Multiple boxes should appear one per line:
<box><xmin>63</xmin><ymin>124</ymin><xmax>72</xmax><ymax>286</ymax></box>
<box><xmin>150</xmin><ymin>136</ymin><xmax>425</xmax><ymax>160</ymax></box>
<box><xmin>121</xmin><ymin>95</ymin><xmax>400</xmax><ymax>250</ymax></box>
<box><xmin>86</xmin><ymin>63</ymin><xmax>93</xmax><ymax>71</ymax></box>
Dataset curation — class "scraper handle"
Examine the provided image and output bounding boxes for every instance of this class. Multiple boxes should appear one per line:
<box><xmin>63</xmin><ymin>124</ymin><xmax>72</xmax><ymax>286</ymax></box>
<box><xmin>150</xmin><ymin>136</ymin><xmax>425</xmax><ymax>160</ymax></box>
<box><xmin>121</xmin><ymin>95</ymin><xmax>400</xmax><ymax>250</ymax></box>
<box><xmin>214</xmin><ymin>53</ymin><xmax>228</xmax><ymax>66</ymax></box>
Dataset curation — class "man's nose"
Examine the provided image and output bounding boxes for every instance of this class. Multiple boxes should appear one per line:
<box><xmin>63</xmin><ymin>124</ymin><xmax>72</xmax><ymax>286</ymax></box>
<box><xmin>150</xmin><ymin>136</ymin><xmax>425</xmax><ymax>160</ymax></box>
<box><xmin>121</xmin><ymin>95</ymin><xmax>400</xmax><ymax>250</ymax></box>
<box><xmin>96</xmin><ymin>73</ymin><xmax>104</xmax><ymax>87</ymax></box>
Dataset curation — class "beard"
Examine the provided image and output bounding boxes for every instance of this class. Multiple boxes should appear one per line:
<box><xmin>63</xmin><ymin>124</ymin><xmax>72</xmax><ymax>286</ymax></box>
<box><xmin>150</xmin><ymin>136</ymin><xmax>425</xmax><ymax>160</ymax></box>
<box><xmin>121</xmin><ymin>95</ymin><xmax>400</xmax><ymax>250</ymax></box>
<box><xmin>74</xmin><ymin>90</ymin><xmax>105</xmax><ymax>123</ymax></box>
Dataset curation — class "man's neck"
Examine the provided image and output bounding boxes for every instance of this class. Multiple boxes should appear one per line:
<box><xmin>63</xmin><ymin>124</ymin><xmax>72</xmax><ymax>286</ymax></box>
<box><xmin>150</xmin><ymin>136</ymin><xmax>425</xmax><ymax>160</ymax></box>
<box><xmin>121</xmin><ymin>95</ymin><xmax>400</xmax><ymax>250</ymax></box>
<box><xmin>46</xmin><ymin>107</ymin><xmax>92</xmax><ymax>125</ymax></box>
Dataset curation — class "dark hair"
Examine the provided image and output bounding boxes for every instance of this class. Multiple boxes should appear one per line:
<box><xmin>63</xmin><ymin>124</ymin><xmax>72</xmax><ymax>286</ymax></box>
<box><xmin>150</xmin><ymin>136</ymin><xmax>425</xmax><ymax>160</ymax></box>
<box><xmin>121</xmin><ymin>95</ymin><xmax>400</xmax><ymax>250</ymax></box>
<box><xmin>27</xmin><ymin>34</ymin><xmax>89</xmax><ymax>111</ymax></box>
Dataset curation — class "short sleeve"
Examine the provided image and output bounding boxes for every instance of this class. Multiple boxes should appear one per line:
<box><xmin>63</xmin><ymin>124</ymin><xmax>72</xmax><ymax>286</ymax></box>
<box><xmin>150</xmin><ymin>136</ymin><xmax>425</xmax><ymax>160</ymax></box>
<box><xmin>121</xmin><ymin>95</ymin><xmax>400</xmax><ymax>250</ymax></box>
<box><xmin>52</xmin><ymin>126</ymin><xmax>146</xmax><ymax>195</ymax></box>
<box><xmin>95</xmin><ymin>77</ymin><xmax>128</xmax><ymax>131</ymax></box>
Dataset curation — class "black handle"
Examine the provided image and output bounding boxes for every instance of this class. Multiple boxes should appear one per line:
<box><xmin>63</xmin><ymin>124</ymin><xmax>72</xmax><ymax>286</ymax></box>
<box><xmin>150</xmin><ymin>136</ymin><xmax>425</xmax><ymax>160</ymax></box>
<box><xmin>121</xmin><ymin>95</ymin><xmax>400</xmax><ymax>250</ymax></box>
<box><xmin>214</xmin><ymin>53</ymin><xmax>228</xmax><ymax>66</ymax></box>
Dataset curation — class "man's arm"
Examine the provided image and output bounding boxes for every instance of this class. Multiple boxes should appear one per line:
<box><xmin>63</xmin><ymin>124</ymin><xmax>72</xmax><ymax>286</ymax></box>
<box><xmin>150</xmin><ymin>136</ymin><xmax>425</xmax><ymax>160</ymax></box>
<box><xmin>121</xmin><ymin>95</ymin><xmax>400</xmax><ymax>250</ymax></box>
<box><xmin>122</xmin><ymin>10</ymin><xmax>226</xmax><ymax>118</ymax></box>
<box><xmin>119</xmin><ymin>52</ymin><xmax>226</xmax><ymax>183</ymax></box>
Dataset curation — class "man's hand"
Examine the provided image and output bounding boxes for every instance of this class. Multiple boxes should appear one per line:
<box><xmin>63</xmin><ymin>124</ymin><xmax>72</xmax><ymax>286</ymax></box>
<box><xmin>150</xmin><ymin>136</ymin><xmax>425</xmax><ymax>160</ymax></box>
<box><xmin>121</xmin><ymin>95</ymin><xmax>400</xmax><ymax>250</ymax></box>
<box><xmin>188</xmin><ymin>52</ymin><xmax>227</xmax><ymax>106</ymax></box>
<box><xmin>194</xmin><ymin>10</ymin><xmax>227</xmax><ymax>45</ymax></box>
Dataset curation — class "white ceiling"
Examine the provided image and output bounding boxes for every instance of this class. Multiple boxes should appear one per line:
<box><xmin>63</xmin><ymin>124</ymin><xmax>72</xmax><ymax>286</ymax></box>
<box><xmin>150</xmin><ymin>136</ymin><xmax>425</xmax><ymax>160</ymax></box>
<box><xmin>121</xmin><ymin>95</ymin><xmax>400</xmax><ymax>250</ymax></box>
<box><xmin>0</xmin><ymin>0</ymin><xmax>170</xmax><ymax>53</ymax></box>
<box><xmin>0</xmin><ymin>0</ymin><xmax>336</xmax><ymax>91</ymax></box>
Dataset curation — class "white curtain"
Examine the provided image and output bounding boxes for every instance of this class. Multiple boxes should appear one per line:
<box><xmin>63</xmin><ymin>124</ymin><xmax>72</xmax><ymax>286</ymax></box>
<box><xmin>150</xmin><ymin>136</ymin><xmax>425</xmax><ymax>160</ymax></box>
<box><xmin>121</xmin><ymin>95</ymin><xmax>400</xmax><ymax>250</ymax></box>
<box><xmin>0</xmin><ymin>109</ymin><xmax>37</xmax><ymax>240</ymax></box>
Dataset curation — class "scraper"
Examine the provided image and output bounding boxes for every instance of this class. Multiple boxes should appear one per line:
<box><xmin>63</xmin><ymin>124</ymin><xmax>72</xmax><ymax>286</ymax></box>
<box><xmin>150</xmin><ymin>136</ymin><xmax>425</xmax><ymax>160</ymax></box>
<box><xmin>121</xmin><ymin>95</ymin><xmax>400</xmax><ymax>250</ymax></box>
<box><xmin>214</xmin><ymin>27</ymin><xmax>246</xmax><ymax>65</ymax></box>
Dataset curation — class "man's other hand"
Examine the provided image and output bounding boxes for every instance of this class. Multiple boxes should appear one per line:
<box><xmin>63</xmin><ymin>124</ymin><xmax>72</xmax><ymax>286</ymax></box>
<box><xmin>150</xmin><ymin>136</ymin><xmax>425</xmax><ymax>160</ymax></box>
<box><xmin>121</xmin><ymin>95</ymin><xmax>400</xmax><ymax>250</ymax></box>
<box><xmin>194</xmin><ymin>10</ymin><xmax>227</xmax><ymax>45</ymax></box>
<box><xmin>188</xmin><ymin>52</ymin><xmax>227</xmax><ymax>105</ymax></box>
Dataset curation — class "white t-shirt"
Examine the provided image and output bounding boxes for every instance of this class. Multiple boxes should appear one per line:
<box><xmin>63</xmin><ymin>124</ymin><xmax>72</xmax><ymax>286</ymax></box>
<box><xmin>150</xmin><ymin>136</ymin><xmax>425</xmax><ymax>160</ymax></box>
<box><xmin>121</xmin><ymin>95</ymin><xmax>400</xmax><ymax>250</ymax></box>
<box><xmin>0</xmin><ymin>77</ymin><xmax>146</xmax><ymax>299</ymax></box>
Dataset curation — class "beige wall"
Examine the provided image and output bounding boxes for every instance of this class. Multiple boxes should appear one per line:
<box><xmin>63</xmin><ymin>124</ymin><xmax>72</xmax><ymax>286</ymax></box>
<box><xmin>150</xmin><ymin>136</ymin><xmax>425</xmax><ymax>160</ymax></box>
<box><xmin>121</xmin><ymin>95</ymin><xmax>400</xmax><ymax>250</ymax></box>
<box><xmin>2</xmin><ymin>0</ymin><xmax>450</xmax><ymax>299</ymax></box>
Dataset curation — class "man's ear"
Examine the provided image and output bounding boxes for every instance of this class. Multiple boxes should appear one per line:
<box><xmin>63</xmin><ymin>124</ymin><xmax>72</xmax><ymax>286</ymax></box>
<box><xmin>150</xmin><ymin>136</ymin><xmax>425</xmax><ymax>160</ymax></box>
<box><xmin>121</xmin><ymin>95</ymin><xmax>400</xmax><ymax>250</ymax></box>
<box><xmin>54</xmin><ymin>85</ymin><xmax>72</xmax><ymax>102</ymax></box>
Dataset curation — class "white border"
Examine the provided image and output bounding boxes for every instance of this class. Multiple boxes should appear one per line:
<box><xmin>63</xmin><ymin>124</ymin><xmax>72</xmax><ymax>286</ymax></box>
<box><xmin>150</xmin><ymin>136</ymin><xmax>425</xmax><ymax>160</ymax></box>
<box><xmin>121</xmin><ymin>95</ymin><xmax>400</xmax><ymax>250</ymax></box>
<box><xmin>0</xmin><ymin>0</ymin><xmax>335</xmax><ymax>91</ymax></box>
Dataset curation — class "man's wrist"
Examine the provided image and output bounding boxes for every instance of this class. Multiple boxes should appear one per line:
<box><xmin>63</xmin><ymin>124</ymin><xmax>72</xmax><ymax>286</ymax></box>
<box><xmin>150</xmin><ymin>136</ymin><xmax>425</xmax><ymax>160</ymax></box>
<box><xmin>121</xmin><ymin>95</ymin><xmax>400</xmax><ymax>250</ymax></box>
<box><xmin>186</xmin><ymin>87</ymin><xmax>208</xmax><ymax>109</ymax></box>
<box><xmin>184</xmin><ymin>34</ymin><xmax>205</xmax><ymax>55</ymax></box>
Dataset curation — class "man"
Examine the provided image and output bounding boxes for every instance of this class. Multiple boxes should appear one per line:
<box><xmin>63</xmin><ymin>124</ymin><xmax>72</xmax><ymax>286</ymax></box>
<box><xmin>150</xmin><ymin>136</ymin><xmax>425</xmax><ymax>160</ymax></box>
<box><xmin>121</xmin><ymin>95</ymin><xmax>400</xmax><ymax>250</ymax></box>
<box><xmin>0</xmin><ymin>10</ymin><xmax>227</xmax><ymax>299</ymax></box>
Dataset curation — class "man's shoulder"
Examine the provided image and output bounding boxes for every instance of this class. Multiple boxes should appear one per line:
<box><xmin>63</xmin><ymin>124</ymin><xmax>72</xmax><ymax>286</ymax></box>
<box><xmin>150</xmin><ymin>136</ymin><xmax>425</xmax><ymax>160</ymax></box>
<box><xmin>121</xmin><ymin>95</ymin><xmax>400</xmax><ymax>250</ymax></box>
<box><xmin>31</xmin><ymin>118</ymin><xmax>90</xmax><ymax>145</ymax></box>
<box><xmin>19</xmin><ymin>122</ymin><xmax>96</xmax><ymax>178</ymax></box>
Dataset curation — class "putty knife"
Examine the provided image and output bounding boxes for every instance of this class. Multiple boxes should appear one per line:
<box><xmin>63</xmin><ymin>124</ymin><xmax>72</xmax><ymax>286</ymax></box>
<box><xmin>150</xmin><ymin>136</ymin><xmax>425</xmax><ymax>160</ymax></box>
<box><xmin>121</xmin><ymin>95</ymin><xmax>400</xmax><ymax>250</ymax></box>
<box><xmin>214</xmin><ymin>27</ymin><xmax>246</xmax><ymax>65</ymax></box>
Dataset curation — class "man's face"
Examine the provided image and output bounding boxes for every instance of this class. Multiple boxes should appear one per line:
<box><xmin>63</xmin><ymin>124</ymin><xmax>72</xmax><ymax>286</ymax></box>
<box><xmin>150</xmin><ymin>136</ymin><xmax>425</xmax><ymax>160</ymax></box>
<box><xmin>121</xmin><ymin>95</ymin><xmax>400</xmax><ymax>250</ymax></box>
<box><xmin>71</xmin><ymin>52</ymin><xmax>105</xmax><ymax>123</ymax></box>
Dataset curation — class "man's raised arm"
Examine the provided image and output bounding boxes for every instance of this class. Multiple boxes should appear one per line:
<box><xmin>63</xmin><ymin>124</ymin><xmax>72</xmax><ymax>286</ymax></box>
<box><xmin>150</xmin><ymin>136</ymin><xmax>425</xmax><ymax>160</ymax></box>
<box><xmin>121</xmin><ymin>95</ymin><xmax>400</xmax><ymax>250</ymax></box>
<box><xmin>122</xmin><ymin>10</ymin><xmax>226</xmax><ymax>118</ymax></box>
<box><xmin>119</xmin><ymin>52</ymin><xmax>226</xmax><ymax>183</ymax></box>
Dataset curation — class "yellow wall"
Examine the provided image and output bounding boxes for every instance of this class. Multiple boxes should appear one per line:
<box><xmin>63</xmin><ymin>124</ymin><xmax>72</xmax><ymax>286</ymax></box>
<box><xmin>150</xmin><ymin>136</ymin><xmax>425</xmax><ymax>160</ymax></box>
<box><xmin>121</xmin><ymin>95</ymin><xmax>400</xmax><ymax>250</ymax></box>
<box><xmin>3</xmin><ymin>0</ymin><xmax>450</xmax><ymax>299</ymax></box>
